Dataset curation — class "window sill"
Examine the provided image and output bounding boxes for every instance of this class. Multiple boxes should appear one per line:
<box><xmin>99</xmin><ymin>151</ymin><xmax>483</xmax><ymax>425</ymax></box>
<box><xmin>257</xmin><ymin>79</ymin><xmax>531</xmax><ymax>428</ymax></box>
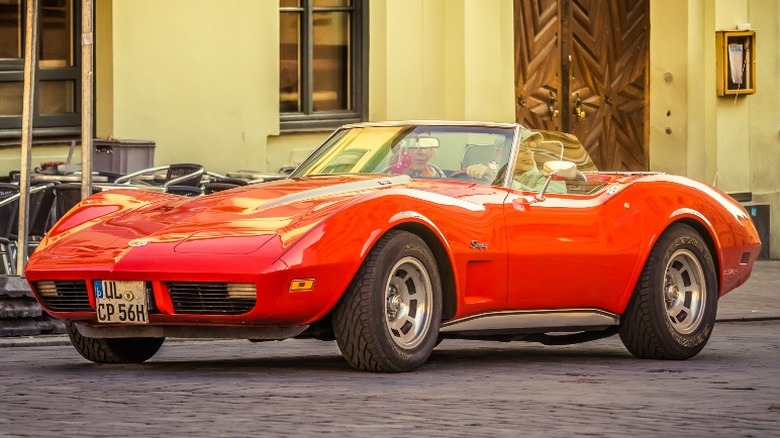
<box><xmin>0</xmin><ymin>127</ymin><xmax>80</xmax><ymax>146</ymax></box>
<box><xmin>280</xmin><ymin>112</ymin><xmax>363</xmax><ymax>134</ymax></box>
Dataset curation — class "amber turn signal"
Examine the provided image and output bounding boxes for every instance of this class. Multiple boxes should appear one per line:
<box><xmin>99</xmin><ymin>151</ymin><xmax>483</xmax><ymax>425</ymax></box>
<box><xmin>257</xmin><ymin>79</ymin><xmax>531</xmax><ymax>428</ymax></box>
<box><xmin>289</xmin><ymin>278</ymin><xmax>315</xmax><ymax>292</ymax></box>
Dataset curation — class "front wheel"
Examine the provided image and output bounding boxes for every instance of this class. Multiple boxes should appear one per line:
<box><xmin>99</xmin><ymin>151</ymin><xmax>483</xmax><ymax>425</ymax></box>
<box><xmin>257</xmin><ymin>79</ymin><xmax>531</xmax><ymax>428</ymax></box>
<box><xmin>619</xmin><ymin>224</ymin><xmax>717</xmax><ymax>360</ymax></box>
<box><xmin>66</xmin><ymin>321</ymin><xmax>165</xmax><ymax>363</ymax></box>
<box><xmin>333</xmin><ymin>230</ymin><xmax>442</xmax><ymax>372</ymax></box>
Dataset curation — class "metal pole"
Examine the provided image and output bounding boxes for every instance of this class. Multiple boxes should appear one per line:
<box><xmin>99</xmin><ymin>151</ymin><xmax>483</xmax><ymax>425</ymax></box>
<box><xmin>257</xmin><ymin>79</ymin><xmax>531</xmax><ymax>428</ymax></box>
<box><xmin>16</xmin><ymin>0</ymin><xmax>39</xmax><ymax>276</ymax></box>
<box><xmin>81</xmin><ymin>0</ymin><xmax>94</xmax><ymax>198</ymax></box>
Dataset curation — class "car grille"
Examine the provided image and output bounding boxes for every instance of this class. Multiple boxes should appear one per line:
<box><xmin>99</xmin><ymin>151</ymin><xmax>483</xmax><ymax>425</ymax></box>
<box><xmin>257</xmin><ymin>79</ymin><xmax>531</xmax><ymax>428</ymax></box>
<box><xmin>34</xmin><ymin>280</ymin><xmax>91</xmax><ymax>311</ymax></box>
<box><xmin>34</xmin><ymin>280</ymin><xmax>157</xmax><ymax>313</ymax></box>
<box><xmin>166</xmin><ymin>282</ymin><xmax>256</xmax><ymax>314</ymax></box>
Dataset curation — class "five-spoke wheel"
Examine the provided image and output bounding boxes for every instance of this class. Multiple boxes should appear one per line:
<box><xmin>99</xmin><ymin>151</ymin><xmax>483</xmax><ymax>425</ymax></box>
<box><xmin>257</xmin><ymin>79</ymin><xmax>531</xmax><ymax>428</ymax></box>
<box><xmin>384</xmin><ymin>256</ymin><xmax>434</xmax><ymax>350</ymax></box>
<box><xmin>333</xmin><ymin>230</ymin><xmax>442</xmax><ymax>372</ymax></box>
<box><xmin>663</xmin><ymin>249</ymin><xmax>707</xmax><ymax>335</ymax></box>
<box><xmin>619</xmin><ymin>224</ymin><xmax>717</xmax><ymax>360</ymax></box>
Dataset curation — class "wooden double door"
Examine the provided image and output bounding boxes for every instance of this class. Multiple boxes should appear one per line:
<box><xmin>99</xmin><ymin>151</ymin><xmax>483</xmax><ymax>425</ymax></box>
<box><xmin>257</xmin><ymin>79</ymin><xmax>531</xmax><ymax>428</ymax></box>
<box><xmin>513</xmin><ymin>0</ymin><xmax>649</xmax><ymax>171</ymax></box>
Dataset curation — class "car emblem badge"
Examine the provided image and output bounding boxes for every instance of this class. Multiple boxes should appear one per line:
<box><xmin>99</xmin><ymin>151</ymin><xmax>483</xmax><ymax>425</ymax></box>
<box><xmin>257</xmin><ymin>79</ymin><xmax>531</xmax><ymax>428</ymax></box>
<box><xmin>128</xmin><ymin>238</ymin><xmax>149</xmax><ymax>247</ymax></box>
<box><xmin>470</xmin><ymin>240</ymin><xmax>488</xmax><ymax>251</ymax></box>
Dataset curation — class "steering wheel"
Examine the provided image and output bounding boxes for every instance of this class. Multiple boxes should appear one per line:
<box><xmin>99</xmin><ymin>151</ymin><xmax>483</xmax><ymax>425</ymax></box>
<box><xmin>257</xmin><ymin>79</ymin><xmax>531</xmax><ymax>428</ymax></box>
<box><xmin>449</xmin><ymin>170</ymin><xmax>494</xmax><ymax>183</ymax></box>
<box><xmin>449</xmin><ymin>170</ymin><xmax>474</xmax><ymax>179</ymax></box>
<box><xmin>450</xmin><ymin>162</ymin><xmax>510</xmax><ymax>185</ymax></box>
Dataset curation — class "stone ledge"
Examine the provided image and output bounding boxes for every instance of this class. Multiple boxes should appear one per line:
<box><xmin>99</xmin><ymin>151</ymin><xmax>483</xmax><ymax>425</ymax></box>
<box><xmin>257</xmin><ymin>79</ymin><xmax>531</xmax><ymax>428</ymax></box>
<box><xmin>0</xmin><ymin>276</ymin><xmax>34</xmax><ymax>298</ymax></box>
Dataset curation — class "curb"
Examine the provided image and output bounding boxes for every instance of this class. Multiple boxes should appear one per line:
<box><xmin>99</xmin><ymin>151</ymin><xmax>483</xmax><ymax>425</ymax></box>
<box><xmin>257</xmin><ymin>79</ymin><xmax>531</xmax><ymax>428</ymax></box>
<box><xmin>716</xmin><ymin>316</ymin><xmax>780</xmax><ymax>323</ymax></box>
<box><xmin>0</xmin><ymin>334</ymin><xmax>70</xmax><ymax>347</ymax></box>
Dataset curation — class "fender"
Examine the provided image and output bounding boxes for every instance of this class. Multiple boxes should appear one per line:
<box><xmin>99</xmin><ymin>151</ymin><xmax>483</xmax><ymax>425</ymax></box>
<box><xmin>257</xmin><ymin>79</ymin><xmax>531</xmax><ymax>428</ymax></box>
<box><xmin>612</xmin><ymin>178</ymin><xmax>754</xmax><ymax>312</ymax></box>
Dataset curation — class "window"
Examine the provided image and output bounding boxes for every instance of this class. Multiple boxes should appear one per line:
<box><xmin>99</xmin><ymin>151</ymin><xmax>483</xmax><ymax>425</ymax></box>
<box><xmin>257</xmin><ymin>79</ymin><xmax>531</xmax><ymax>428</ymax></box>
<box><xmin>279</xmin><ymin>0</ymin><xmax>367</xmax><ymax>131</ymax></box>
<box><xmin>0</xmin><ymin>0</ymin><xmax>81</xmax><ymax>139</ymax></box>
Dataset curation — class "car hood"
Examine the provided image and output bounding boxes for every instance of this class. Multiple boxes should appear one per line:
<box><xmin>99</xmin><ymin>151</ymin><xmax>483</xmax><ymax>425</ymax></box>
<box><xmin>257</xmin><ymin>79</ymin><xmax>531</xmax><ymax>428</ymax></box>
<box><xmin>38</xmin><ymin>174</ymin><xmax>489</xmax><ymax>261</ymax></box>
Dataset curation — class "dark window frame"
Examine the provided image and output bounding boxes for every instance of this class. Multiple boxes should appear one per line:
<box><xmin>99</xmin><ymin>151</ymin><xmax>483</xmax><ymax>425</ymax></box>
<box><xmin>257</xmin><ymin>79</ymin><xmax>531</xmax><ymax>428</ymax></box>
<box><xmin>0</xmin><ymin>0</ymin><xmax>82</xmax><ymax>140</ymax></box>
<box><xmin>279</xmin><ymin>0</ymin><xmax>368</xmax><ymax>133</ymax></box>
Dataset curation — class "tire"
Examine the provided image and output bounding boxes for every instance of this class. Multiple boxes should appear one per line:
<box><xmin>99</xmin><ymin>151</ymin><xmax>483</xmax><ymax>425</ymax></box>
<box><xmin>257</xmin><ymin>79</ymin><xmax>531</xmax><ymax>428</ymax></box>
<box><xmin>66</xmin><ymin>321</ymin><xmax>165</xmax><ymax>364</ymax></box>
<box><xmin>619</xmin><ymin>224</ymin><xmax>717</xmax><ymax>360</ymax></box>
<box><xmin>333</xmin><ymin>230</ymin><xmax>442</xmax><ymax>372</ymax></box>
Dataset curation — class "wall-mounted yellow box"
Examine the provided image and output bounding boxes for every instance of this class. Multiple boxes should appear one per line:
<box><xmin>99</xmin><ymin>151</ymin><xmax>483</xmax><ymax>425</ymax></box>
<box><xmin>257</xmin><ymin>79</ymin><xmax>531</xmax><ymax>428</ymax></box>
<box><xmin>716</xmin><ymin>30</ymin><xmax>756</xmax><ymax>96</ymax></box>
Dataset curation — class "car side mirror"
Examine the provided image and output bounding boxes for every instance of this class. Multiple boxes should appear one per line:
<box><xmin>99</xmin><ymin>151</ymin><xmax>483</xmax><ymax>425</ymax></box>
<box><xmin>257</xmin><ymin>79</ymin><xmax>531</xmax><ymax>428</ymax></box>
<box><xmin>542</xmin><ymin>160</ymin><xmax>578</xmax><ymax>180</ymax></box>
<box><xmin>534</xmin><ymin>160</ymin><xmax>577</xmax><ymax>201</ymax></box>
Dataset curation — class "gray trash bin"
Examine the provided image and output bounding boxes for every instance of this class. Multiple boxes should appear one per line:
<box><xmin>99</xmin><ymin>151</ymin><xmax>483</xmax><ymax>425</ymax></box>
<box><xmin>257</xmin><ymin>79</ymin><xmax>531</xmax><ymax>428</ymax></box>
<box><xmin>93</xmin><ymin>139</ymin><xmax>155</xmax><ymax>174</ymax></box>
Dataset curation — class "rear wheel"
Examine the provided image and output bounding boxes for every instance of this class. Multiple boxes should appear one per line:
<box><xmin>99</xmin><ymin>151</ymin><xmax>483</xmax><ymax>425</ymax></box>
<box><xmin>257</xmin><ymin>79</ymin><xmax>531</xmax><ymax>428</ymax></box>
<box><xmin>66</xmin><ymin>321</ymin><xmax>165</xmax><ymax>363</ymax></box>
<box><xmin>333</xmin><ymin>230</ymin><xmax>442</xmax><ymax>372</ymax></box>
<box><xmin>619</xmin><ymin>224</ymin><xmax>717</xmax><ymax>360</ymax></box>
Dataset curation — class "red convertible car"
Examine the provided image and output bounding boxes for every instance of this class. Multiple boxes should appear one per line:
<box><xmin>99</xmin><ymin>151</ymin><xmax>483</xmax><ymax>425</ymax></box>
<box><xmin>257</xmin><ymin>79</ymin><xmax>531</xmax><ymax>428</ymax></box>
<box><xmin>25</xmin><ymin>121</ymin><xmax>761</xmax><ymax>372</ymax></box>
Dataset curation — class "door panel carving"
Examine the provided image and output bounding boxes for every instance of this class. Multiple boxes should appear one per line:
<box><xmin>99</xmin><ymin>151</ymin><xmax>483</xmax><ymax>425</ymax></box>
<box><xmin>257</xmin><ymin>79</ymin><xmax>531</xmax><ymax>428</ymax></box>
<box><xmin>514</xmin><ymin>0</ymin><xmax>649</xmax><ymax>171</ymax></box>
<box><xmin>514</xmin><ymin>0</ymin><xmax>562</xmax><ymax>131</ymax></box>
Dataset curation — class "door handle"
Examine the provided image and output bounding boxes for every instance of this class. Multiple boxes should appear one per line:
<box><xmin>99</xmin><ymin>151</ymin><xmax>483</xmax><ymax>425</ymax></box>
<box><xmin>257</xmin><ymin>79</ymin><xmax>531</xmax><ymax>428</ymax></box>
<box><xmin>573</xmin><ymin>93</ymin><xmax>586</xmax><ymax>121</ymax></box>
<box><xmin>547</xmin><ymin>91</ymin><xmax>559</xmax><ymax>119</ymax></box>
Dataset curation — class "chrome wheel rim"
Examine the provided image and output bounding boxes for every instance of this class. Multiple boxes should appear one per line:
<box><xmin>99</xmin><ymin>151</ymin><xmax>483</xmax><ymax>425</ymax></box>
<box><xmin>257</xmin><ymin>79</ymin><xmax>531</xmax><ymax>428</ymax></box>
<box><xmin>384</xmin><ymin>256</ymin><xmax>433</xmax><ymax>350</ymax></box>
<box><xmin>663</xmin><ymin>249</ymin><xmax>707</xmax><ymax>335</ymax></box>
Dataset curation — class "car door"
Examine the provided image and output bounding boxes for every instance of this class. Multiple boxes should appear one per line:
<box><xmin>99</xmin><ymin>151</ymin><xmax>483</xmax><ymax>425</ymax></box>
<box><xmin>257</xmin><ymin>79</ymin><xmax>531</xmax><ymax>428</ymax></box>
<box><xmin>502</xmin><ymin>189</ymin><xmax>643</xmax><ymax>314</ymax></box>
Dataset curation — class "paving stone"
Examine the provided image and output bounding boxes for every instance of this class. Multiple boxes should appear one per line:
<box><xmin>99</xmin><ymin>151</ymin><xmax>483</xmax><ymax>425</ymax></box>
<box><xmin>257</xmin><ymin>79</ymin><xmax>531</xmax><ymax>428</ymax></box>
<box><xmin>0</xmin><ymin>322</ymin><xmax>778</xmax><ymax>436</ymax></box>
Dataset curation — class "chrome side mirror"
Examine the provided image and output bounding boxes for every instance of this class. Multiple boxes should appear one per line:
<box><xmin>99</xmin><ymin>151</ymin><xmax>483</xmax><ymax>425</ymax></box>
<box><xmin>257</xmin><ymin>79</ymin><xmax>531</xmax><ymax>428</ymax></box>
<box><xmin>534</xmin><ymin>160</ymin><xmax>577</xmax><ymax>201</ymax></box>
<box><xmin>543</xmin><ymin>160</ymin><xmax>577</xmax><ymax>179</ymax></box>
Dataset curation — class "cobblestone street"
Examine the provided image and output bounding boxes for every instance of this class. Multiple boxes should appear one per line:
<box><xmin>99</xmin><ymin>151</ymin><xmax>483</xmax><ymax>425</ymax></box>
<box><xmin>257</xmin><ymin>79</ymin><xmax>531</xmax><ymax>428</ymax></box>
<box><xmin>1</xmin><ymin>320</ymin><xmax>778</xmax><ymax>437</ymax></box>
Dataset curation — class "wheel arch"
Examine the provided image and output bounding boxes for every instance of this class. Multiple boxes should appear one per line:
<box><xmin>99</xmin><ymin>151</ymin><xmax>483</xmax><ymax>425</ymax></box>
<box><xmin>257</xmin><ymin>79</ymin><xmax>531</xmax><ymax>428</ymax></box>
<box><xmin>618</xmin><ymin>214</ymin><xmax>722</xmax><ymax>314</ymax></box>
<box><xmin>618</xmin><ymin>218</ymin><xmax>720</xmax><ymax>360</ymax></box>
<box><xmin>300</xmin><ymin>213</ymin><xmax>458</xmax><ymax>340</ymax></box>
<box><xmin>672</xmin><ymin>217</ymin><xmax>721</xmax><ymax>285</ymax></box>
<box><xmin>392</xmin><ymin>222</ymin><xmax>457</xmax><ymax>321</ymax></box>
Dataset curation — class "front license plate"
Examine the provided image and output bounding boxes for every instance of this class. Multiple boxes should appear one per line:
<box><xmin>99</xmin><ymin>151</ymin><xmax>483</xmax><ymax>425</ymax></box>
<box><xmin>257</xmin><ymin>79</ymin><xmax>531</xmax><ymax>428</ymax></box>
<box><xmin>94</xmin><ymin>281</ymin><xmax>148</xmax><ymax>324</ymax></box>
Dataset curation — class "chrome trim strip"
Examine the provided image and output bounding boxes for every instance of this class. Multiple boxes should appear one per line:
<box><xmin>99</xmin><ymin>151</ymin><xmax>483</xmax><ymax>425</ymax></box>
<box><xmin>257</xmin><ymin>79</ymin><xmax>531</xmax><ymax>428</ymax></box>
<box><xmin>75</xmin><ymin>323</ymin><xmax>309</xmax><ymax>340</ymax></box>
<box><xmin>259</xmin><ymin>175</ymin><xmax>411</xmax><ymax>211</ymax></box>
<box><xmin>439</xmin><ymin>309</ymin><xmax>620</xmax><ymax>333</ymax></box>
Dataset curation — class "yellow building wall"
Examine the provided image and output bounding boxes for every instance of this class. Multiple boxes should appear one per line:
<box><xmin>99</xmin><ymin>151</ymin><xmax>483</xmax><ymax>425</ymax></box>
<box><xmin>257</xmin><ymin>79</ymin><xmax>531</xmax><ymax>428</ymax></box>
<box><xmin>650</xmin><ymin>0</ymin><xmax>780</xmax><ymax>258</ymax></box>
<box><xmin>747</xmin><ymin>0</ymin><xmax>780</xmax><ymax>258</ymax></box>
<box><xmin>369</xmin><ymin>0</ymin><xmax>514</xmax><ymax>123</ymax></box>
<box><xmin>648</xmin><ymin>0</ymin><xmax>691</xmax><ymax>178</ymax></box>
<box><xmin>95</xmin><ymin>0</ymin><xmax>113</xmax><ymax>139</ymax></box>
<box><xmin>108</xmin><ymin>0</ymin><xmax>280</xmax><ymax>174</ymax></box>
<box><xmin>0</xmin><ymin>144</ymin><xmax>75</xmax><ymax>176</ymax></box>
<box><xmin>714</xmin><ymin>0</ymin><xmax>752</xmax><ymax>192</ymax></box>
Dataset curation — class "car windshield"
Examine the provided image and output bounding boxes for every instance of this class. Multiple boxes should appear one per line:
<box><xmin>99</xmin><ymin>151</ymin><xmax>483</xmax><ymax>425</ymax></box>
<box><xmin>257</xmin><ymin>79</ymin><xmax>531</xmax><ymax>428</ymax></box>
<box><xmin>291</xmin><ymin>124</ymin><xmax>515</xmax><ymax>184</ymax></box>
<box><xmin>289</xmin><ymin>123</ymin><xmax>597</xmax><ymax>188</ymax></box>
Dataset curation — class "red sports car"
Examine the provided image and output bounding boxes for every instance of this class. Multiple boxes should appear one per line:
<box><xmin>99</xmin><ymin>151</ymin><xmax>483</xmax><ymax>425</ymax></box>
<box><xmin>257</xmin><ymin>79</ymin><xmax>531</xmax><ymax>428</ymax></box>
<box><xmin>25</xmin><ymin>121</ymin><xmax>761</xmax><ymax>372</ymax></box>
